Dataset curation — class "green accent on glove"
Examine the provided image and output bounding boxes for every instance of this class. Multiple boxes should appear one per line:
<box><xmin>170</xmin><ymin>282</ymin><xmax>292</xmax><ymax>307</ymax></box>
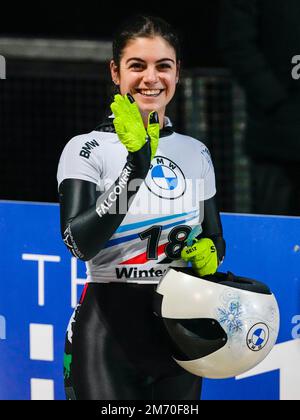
<box><xmin>64</xmin><ymin>353</ymin><xmax>72</xmax><ymax>379</ymax></box>
<box><xmin>147</xmin><ymin>111</ymin><xmax>160</xmax><ymax>161</ymax></box>
<box><xmin>181</xmin><ymin>238</ymin><xmax>218</xmax><ymax>277</ymax></box>
<box><xmin>110</xmin><ymin>94</ymin><xmax>159</xmax><ymax>160</ymax></box>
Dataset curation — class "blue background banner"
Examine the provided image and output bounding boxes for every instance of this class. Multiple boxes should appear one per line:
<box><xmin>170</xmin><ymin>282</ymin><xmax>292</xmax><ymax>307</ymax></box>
<box><xmin>0</xmin><ymin>201</ymin><xmax>300</xmax><ymax>400</ymax></box>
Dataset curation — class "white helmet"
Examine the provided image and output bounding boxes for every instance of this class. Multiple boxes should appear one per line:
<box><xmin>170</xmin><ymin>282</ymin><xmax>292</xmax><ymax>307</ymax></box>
<box><xmin>154</xmin><ymin>267</ymin><xmax>280</xmax><ymax>379</ymax></box>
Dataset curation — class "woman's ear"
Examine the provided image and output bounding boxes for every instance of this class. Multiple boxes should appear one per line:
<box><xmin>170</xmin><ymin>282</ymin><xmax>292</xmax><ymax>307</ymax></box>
<box><xmin>176</xmin><ymin>61</ymin><xmax>181</xmax><ymax>84</ymax></box>
<box><xmin>110</xmin><ymin>60</ymin><xmax>120</xmax><ymax>85</ymax></box>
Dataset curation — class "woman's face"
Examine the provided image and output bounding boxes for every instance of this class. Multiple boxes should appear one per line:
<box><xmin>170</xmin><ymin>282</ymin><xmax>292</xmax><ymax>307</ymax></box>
<box><xmin>111</xmin><ymin>36</ymin><xmax>179</xmax><ymax>125</ymax></box>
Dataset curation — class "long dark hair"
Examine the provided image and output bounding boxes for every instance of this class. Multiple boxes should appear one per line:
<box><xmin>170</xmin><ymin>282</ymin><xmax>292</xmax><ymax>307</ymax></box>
<box><xmin>112</xmin><ymin>15</ymin><xmax>181</xmax><ymax>67</ymax></box>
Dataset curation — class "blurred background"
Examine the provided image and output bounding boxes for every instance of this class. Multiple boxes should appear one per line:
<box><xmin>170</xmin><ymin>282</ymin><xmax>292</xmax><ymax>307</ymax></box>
<box><xmin>0</xmin><ymin>0</ymin><xmax>248</xmax><ymax>212</ymax></box>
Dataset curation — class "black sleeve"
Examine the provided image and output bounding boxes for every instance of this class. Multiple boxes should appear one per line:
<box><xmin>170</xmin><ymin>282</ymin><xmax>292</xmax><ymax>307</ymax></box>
<box><xmin>201</xmin><ymin>196</ymin><xmax>226</xmax><ymax>264</ymax></box>
<box><xmin>218</xmin><ymin>0</ymin><xmax>287</xmax><ymax>111</ymax></box>
<box><xmin>59</xmin><ymin>142</ymin><xmax>151</xmax><ymax>261</ymax></box>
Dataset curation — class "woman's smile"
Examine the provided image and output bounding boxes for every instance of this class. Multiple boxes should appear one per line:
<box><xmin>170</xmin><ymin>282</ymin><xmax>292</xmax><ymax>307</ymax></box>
<box><xmin>134</xmin><ymin>88</ymin><xmax>165</xmax><ymax>98</ymax></box>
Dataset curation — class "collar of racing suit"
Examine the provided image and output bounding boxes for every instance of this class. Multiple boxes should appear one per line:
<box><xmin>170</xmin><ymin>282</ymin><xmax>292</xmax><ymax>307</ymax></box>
<box><xmin>95</xmin><ymin>115</ymin><xmax>174</xmax><ymax>138</ymax></box>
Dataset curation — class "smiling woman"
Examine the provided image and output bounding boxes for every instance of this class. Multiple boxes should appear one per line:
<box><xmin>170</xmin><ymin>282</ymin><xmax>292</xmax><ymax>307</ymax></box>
<box><xmin>110</xmin><ymin>15</ymin><xmax>181</xmax><ymax>127</ymax></box>
<box><xmin>57</xmin><ymin>14</ymin><xmax>225</xmax><ymax>400</ymax></box>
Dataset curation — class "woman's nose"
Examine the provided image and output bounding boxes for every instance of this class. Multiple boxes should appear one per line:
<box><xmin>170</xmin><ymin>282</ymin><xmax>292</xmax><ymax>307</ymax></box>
<box><xmin>143</xmin><ymin>67</ymin><xmax>159</xmax><ymax>84</ymax></box>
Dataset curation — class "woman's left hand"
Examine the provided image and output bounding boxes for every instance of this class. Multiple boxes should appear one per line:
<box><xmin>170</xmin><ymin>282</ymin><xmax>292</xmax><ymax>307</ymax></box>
<box><xmin>181</xmin><ymin>238</ymin><xmax>219</xmax><ymax>277</ymax></box>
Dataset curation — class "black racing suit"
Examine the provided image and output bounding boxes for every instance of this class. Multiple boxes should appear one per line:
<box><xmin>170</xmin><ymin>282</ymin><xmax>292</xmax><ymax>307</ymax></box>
<box><xmin>59</xmin><ymin>122</ymin><xmax>225</xmax><ymax>400</ymax></box>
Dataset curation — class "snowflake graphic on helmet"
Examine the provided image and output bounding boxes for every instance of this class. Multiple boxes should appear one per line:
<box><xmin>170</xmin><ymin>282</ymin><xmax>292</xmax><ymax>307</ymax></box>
<box><xmin>218</xmin><ymin>301</ymin><xmax>243</xmax><ymax>336</ymax></box>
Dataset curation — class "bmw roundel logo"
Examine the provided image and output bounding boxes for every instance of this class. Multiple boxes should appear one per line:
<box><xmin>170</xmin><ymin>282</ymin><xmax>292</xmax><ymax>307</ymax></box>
<box><xmin>145</xmin><ymin>156</ymin><xmax>186</xmax><ymax>200</ymax></box>
<box><xmin>247</xmin><ymin>323</ymin><xmax>269</xmax><ymax>352</ymax></box>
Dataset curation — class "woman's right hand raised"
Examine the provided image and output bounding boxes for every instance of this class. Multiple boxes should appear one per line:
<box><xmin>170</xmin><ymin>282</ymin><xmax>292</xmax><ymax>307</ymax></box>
<box><xmin>110</xmin><ymin>93</ymin><xmax>160</xmax><ymax>162</ymax></box>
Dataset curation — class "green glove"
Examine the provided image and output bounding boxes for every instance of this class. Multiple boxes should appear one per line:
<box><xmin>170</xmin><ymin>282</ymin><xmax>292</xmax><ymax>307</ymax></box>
<box><xmin>110</xmin><ymin>94</ymin><xmax>159</xmax><ymax>161</ymax></box>
<box><xmin>181</xmin><ymin>238</ymin><xmax>218</xmax><ymax>277</ymax></box>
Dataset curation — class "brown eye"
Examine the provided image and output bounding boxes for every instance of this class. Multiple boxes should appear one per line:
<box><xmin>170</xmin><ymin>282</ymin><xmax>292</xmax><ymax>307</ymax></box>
<box><xmin>129</xmin><ymin>63</ymin><xmax>144</xmax><ymax>70</ymax></box>
<box><xmin>157</xmin><ymin>63</ymin><xmax>173</xmax><ymax>72</ymax></box>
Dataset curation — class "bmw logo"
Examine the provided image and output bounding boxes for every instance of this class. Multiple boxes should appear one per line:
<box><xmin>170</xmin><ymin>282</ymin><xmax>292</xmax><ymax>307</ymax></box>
<box><xmin>145</xmin><ymin>156</ymin><xmax>186</xmax><ymax>200</ymax></box>
<box><xmin>247</xmin><ymin>323</ymin><xmax>270</xmax><ymax>352</ymax></box>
